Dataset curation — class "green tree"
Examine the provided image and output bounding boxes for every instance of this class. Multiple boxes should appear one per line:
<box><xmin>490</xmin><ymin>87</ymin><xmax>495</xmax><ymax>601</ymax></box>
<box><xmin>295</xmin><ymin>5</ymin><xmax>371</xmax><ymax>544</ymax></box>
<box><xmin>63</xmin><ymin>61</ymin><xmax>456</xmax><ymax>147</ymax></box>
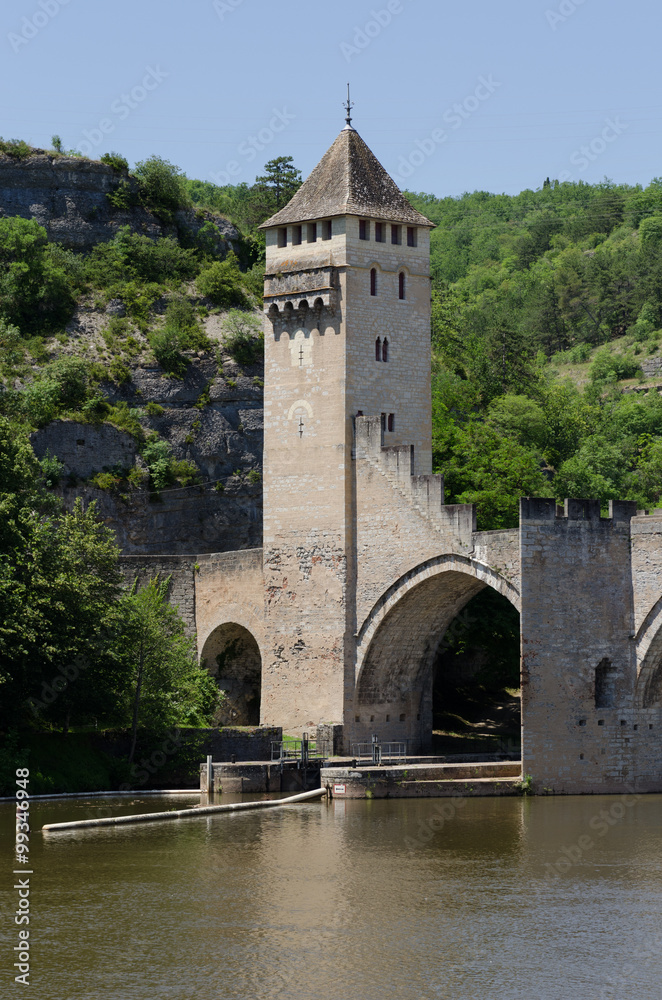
<box><xmin>0</xmin><ymin>217</ymin><xmax>74</xmax><ymax>333</ymax></box>
<box><xmin>196</xmin><ymin>252</ymin><xmax>248</xmax><ymax>308</ymax></box>
<box><xmin>0</xmin><ymin>418</ymin><xmax>122</xmax><ymax>727</ymax></box>
<box><xmin>255</xmin><ymin>156</ymin><xmax>302</xmax><ymax>209</ymax></box>
<box><xmin>221</xmin><ymin>310</ymin><xmax>263</xmax><ymax>365</ymax></box>
<box><xmin>133</xmin><ymin>156</ymin><xmax>189</xmax><ymax>219</ymax></box>
<box><xmin>116</xmin><ymin>578</ymin><xmax>218</xmax><ymax>761</ymax></box>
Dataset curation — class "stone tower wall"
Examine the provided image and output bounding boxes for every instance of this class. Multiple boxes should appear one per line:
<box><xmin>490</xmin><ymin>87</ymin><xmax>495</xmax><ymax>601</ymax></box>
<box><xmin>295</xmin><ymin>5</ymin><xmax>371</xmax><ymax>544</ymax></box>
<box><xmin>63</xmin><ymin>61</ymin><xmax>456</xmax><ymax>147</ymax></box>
<box><xmin>520</xmin><ymin>498</ymin><xmax>662</xmax><ymax>793</ymax></box>
<box><xmin>344</xmin><ymin>216</ymin><xmax>432</xmax><ymax>475</ymax></box>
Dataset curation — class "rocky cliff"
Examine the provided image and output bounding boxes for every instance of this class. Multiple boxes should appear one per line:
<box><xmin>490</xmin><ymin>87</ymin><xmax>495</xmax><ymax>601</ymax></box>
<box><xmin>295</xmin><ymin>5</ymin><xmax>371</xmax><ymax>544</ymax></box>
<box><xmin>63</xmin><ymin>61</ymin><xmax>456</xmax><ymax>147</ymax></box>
<box><xmin>30</xmin><ymin>350</ymin><xmax>264</xmax><ymax>555</ymax></box>
<box><xmin>0</xmin><ymin>150</ymin><xmax>238</xmax><ymax>251</ymax></box>
<box><xmin>3</xmin><ymin>150</ymin><xmax>265</xmax><ymax>556</ymax></box>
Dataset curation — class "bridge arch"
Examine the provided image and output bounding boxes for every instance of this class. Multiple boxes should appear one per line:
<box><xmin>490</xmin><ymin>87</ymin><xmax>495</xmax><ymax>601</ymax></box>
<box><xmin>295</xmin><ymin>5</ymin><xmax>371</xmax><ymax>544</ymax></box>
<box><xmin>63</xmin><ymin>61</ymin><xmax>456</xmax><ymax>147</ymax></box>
<box><xmin>634</xmin><ymin>597</ymin><xmax>662</xmax><ymax>707</ymax></box>
<box><xmin>200</xmin><ymin>622</ymin><xmax>263</xmax><ymax>726</ymax></box>
<box><xmin>353</xmin><ymin>555</ymin><xmax>520</xmax><ymax>752</ymax></box>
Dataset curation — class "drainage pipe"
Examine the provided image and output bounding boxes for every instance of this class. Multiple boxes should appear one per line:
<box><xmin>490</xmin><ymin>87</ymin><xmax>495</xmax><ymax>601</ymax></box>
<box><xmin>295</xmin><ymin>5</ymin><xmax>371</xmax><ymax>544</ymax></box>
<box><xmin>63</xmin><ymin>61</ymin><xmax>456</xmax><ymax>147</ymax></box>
<box><xmin>42</xmin><ymin>786</ymin><xmax>327</xmax><ymax>833</ymax></box>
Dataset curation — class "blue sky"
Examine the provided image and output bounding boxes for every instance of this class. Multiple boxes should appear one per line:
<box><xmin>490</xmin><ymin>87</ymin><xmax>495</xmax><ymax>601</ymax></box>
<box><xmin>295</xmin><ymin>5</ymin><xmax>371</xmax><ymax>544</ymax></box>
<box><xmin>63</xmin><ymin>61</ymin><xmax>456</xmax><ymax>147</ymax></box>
<box><xmin>1</xmin><ymin>0</ymin><xmax>660</xmax><ymax>198</ymax></box>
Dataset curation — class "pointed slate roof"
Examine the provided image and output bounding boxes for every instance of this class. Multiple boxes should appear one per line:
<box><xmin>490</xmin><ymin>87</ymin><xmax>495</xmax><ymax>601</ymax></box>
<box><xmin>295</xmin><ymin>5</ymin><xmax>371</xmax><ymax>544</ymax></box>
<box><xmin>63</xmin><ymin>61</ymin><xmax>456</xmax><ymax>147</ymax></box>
<box><xmin>258</xmin><ymin>127</ymin><xmax>434</xmax><ymax>229</ymax></box>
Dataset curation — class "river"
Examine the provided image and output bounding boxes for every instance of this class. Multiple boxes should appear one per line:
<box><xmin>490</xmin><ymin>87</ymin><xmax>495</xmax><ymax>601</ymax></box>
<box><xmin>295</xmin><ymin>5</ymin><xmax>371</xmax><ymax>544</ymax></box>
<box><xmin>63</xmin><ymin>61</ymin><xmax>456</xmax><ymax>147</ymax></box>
<box><xmin>2</xmin><ymin>792</ymin><xmax>661</xmax><ymax>999</ymax></box>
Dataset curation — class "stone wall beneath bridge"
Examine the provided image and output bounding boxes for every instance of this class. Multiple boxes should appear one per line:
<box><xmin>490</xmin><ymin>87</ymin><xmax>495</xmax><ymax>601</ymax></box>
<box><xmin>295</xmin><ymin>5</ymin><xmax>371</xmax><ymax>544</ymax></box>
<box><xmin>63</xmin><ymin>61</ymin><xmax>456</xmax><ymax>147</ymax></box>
<box><xmin>120</xmin><ymin>555</ymin><xmax>197</xmax><ymax>637</ymax></box>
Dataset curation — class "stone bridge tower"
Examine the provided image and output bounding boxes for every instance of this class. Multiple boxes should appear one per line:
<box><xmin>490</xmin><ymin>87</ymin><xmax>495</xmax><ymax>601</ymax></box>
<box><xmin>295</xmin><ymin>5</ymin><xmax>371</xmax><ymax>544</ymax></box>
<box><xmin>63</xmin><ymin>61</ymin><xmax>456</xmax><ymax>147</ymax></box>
<box><xmin>257</xmin><ymin>122</ymin><xmax>436</xmax><ymax>735</ymax></box>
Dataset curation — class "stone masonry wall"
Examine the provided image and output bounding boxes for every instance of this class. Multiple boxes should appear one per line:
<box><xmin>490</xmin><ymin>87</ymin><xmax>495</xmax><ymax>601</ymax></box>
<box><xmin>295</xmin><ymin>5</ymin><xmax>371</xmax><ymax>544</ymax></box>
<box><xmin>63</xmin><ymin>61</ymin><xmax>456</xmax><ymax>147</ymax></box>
<box><xmin>195</xmin><ymin>548</ymin><xmax>265</xmax><ymax>659</ymax></box>
<box><xmin>520</xmin><ymin>498</ymin><xmax>662</xmax><ymax>793</ymax></box>
<box><xmin>120</xmin><ymin>555</ymin><xmax>197</xmax><ymax>637</ymax></box>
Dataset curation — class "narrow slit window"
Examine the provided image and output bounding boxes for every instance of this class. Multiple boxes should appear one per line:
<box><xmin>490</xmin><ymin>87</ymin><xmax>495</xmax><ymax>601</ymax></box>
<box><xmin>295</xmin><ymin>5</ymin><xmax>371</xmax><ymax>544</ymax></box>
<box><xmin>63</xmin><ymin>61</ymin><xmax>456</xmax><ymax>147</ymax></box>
<box><xmin>375</xmin><ymin>338</ymin><xmax>382</xmax><ymax>362</ymax></box>
<box><xmin>370</xmin><ymin>268</ymin><xmax>377</xmax><ymax>296</ymax></box>
<box><xmin>359</xmin><ymin>219</ymin><xmax>369</xmax><ymax>240</ymax></box>
<box><xmin>277</xmin><ymin>227</ymin><xmax>287</xmax><ymax>248</ymax></box>
<box><xmin>375</xmin><ymin>222</ymin><xmax>384</xmax><ymax>243</ymax></box>
<box><xmin>399</xmin><ymin>272</ymin><xmax>406</xmax><ymax>300</ymax></box>
<box><xmin>292</xmin><ymin>225</ymin><xmax>302</xmax><ymax>246</ymax></box>
<box><xmin>391</xmin><ymin>224</ymin><xmax>401</xmax><ymax>245</ymax></box>
<box><xmin>407</xmin><ymin>227</ymin><xmax>417</xmax><ymax>247</ymax></box>
<box><xmin>382</xmin><ymin>337</ymin><xmax>389</xmax><ymax>362</ymax></box>
<box><xmin>323</xmin><ymin>220</ymin><xmax>332</xmax><ymax>240</ymax></box>
<box><xmin>307</xmin><ymin>222</ymin><xmax>317</xmax><ymax>243</ymax></box>
<box><xmin>388</xmin><ymin>413</ymin><xmax>395</xmax><ymax>432</ymax></box>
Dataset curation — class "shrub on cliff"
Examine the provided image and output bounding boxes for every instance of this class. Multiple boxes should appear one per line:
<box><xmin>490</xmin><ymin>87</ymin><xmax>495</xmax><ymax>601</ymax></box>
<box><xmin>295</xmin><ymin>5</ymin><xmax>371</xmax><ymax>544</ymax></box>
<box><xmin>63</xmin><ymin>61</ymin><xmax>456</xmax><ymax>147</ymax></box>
<box><xmin>0</xmin><ymin>217</ymin><xmax>74</xmax><ymax>333</ymax></box>
<box><xmin>1</xmin><ymin>356</ymin><xmax>90</xmax><ymax>427</ymax></box>
<box><xmin>196</xmin><ymin>252</ymin><xmax>248</xmax><ymax>308</ymax></box>
<box><xmin>133</xmin><ymin>155</ymin><xmax>190</xmax><ymax>220</ymax></box>
<box><xmin>100</xmin><ymin>151</ymin><xmax>129</xmax><ymax>173</ymax></box>
<box><xmin>85</xmin><ymin>226</ymin><xmax>198</xmax><ymax>288</ymax></box>
<box><xmin>149</xmin><ymin>296</ymin><xmax>209</xmax><ymax>375</ymax></box>
<box><xmin>0</xmin><ymin>137</ymin><xmax>31</xmax><ymax>160</ymax></box>
<box><xmin>589</xmin><ymin>348</ymin><xmax>642</xmax><ymax>385</ymax></box>
<box><xmin>221</xmin><ymin>310</ymin><xmax>263</xmax><ymax>366</ymax></box>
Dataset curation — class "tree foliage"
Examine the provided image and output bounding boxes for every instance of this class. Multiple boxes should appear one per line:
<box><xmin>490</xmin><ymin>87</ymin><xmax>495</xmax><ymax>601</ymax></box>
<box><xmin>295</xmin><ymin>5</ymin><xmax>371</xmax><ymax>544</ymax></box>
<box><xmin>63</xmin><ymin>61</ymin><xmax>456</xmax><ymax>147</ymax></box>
<box><xmin>0</xmin><ymin>419</ymin><xmax>216</xmax><ymax>734</ymax></box>
<box><xmin>0</xmin><ymin>217</ymin><xmax>74</xmax><ymax>333</ymax></box>
<box><xmin>116</xmin><ymin>578</ymin><xmax>218</xmax><ymax>761</ymax></box>
<box><xmin>133</xmin><ymin>155</ymin><xmax>190</xmax><ymax>218</ymax></box>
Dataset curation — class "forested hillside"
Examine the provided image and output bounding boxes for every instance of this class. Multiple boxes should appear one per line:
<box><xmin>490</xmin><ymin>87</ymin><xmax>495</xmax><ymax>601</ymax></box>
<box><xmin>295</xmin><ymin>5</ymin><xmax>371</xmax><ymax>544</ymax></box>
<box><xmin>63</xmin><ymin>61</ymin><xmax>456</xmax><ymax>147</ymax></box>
<box><xmin>405</xmin><ymin>177</ymin><xmax>662</xmax><ymax>527</ymax></box>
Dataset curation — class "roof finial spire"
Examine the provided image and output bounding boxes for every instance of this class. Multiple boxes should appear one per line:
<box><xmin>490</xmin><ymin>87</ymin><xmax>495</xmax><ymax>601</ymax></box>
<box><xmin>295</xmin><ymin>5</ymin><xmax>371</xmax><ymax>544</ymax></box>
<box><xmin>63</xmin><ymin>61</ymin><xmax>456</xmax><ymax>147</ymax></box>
<box><xmin>343</xmin><ymin>83</ymin><xmax>354</xmax><ymax>130</ymax></box>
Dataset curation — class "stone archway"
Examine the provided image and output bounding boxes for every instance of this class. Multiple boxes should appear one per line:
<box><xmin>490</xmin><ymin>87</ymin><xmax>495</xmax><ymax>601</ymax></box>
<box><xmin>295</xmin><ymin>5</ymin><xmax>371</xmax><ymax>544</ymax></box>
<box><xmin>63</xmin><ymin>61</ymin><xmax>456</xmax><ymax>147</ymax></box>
<box><xmin>353</xmin><ymin>556</ymin><xmax>520</xmax><ymax>753</ymax></box>
<box><xmin>201</xmin><ymin>623</ymin><xmax>262</xmax><ymax>726</ymax></box>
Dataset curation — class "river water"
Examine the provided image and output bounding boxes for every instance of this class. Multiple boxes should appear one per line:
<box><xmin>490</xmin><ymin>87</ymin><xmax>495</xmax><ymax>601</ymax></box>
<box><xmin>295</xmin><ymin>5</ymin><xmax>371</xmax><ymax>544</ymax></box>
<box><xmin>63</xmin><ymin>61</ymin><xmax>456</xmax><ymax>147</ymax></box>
<box><xmin>2</xmin><ymin>792</ymin><xmax>662</xmax><ymax>1000</ymax></box>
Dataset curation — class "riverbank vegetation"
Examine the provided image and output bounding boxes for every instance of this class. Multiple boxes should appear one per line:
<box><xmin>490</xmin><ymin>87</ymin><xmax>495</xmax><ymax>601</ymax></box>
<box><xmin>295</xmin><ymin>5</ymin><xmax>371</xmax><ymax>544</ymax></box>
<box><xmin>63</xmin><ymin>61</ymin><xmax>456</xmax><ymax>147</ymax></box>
<box><xmin>0</xmin><ymin>416</ymin><xmax>219</xmax><ymax>792</ymax></box>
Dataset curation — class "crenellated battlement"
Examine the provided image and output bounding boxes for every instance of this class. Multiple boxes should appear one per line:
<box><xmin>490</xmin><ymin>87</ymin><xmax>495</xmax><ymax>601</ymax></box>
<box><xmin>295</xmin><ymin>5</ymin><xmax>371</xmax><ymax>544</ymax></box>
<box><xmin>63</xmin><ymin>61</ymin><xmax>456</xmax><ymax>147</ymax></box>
<box><xmin>520</xmin><ymin>497</ymin><xmax>638</xmax><ymax>523</ymax></box>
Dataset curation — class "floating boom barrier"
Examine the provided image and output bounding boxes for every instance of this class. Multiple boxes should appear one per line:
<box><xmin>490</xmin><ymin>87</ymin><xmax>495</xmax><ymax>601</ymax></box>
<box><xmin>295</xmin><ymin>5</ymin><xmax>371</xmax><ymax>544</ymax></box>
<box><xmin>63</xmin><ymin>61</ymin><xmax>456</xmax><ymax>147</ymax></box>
<box><xmin>42</xmin><ymin>786</ymin><xmax>327</xmax><ymax>833</ymax></box>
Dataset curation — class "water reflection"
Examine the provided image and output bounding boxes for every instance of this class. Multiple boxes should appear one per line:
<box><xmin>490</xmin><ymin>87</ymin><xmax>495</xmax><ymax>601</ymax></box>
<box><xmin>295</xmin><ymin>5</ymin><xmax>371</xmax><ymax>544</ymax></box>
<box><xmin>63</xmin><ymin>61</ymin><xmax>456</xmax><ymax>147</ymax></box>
<box><xmin>1</xmin><ymin>794</ymin><xmax>661</xmax><ymax>999</ymax></box>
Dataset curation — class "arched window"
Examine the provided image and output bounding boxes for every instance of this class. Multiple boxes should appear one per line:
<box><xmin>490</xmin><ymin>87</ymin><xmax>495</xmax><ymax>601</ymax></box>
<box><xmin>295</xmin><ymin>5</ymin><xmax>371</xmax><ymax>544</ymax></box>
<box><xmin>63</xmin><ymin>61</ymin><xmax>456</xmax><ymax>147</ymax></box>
<box><xmin>399</xmin><ymin>272</ymin><xmax>405</xmax><ymax>300</ymax></box>
<box><xmin>370</xmin><ymin>268</ymin><xmax>377</xmax><ymax>296</ymax></box>
<box><xmin>375</xmin><ymin>337</ymin><xmax>382</xmax><ymax>361</ymax></box>
<box><xmin>382</xmin><ymin>338</ymin><xmax>389</xmax><ymax>362</ymax></box>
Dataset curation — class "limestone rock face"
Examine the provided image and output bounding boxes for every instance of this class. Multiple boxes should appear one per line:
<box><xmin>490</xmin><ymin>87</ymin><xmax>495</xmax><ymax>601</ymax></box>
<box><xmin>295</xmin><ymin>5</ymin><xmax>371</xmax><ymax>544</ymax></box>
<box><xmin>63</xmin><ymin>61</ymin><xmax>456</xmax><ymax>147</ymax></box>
<box><xmin>29</xmin><ymin>357</ymin><xmax>264</xmax><ymax>556</ymax></box>
<box><xmin>31</xmin><ymin>420</ymin><xmax>138</xmax><ymax>480</ymax></box>
<box><xmin>0</xmin><ymin>151</ymin><xmax>238</xmax><ymax>251</ymax></box>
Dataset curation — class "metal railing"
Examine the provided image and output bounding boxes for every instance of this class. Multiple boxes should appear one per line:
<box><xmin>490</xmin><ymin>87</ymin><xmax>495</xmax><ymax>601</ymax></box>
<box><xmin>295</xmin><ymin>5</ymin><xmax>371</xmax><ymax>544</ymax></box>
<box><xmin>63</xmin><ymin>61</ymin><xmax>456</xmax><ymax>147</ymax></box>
<box><xmin>271</xmin><ymin>733</ymin><xmax>331</xmax><ymax>764</ymax></box>
<box><xmin>351</xmin><ymin>735</ymin><xmax>408</xmax><ymax>765</ymax></box>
